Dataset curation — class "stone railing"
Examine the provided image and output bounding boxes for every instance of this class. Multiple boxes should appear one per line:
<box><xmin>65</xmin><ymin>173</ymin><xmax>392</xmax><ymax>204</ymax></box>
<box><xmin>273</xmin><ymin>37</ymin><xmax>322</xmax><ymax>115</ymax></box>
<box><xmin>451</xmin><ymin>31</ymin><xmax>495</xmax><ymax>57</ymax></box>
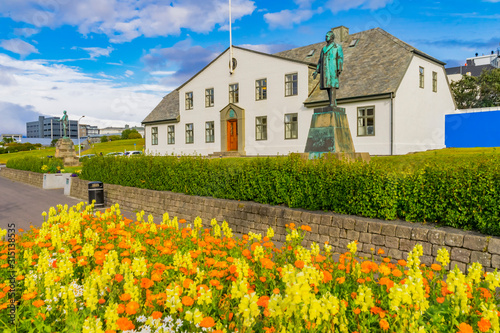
<box><xmin>4</xmin><ymin>167</ymin><xmax>500</xmax><ymax>272</ymax></box>
<box><xmin>0</xmin><ymin>168</ymin><xmax>43</xmax><ymax>188</ymax></box>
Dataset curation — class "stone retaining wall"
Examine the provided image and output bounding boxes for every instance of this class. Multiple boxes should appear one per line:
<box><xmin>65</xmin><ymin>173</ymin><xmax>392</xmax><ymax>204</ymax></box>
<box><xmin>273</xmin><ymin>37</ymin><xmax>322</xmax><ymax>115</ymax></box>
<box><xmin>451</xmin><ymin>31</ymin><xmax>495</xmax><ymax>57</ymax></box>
<box><xmin>0</xmin><ymin>168</ymin><xmax>43</xmax><ymax>188</ymax></box>
<box><xmin>5</xmin><ymin>168</ymin><xmax>500</xmax><ymax>272</ymax></box>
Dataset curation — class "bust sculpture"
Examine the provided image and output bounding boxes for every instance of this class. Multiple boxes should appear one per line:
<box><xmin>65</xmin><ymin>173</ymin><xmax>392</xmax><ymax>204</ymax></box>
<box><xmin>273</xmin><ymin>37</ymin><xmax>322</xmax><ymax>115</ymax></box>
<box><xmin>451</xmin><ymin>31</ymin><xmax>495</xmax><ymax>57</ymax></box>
<box><xmin>313</xmin><ymin>30</ymin><xmax>344</xmax><ymax>107</ymax></box>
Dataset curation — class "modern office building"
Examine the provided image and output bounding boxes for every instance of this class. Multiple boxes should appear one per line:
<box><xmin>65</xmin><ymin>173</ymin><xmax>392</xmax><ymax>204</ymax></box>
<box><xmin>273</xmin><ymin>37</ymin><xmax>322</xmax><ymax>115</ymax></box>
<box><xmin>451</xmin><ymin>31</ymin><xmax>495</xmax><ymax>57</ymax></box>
<box><xmin>26</xmin><ymin>116</ymin><xmax>79</xmax><ymax>139</ymax></box>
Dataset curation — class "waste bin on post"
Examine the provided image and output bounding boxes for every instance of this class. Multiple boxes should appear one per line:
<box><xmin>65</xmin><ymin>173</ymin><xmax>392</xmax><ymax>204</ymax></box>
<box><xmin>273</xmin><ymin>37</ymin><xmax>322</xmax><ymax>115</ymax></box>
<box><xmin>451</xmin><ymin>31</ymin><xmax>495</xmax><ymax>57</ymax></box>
<box><xmin>88</xmin><ymin>181</ymin><xmax>104</xmax><ymax>208</ymax></box>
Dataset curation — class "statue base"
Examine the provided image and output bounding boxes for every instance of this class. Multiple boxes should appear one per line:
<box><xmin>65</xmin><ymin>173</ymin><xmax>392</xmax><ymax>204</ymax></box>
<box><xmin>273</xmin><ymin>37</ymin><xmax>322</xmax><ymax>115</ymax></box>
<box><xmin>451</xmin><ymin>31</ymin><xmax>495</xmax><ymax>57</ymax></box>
<box><xmin>305</xmin><ymin>106</ymin><xmax>357</xmax><ymax>159</ymax></box>
<box><xmin>55</xmin><ymin>138</ymin><xmax>80</xmax><ymax>167</ymax></box>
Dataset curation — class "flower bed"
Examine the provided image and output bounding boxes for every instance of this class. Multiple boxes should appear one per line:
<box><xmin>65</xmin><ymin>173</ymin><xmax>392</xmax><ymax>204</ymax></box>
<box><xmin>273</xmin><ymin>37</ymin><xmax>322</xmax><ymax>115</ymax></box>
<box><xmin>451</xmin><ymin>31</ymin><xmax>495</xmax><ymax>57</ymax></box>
<box><xmin>1</xmin><ymin>203</ymin><xmax>499</xmax><ymax>333</ymax></box>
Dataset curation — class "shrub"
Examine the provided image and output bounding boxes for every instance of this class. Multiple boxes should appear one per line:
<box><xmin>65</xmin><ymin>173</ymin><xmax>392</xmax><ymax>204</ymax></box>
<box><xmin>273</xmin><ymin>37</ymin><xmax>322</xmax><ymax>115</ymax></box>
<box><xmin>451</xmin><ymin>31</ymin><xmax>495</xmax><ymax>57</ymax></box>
<box><xmin>6</xmin><ymin>156</ymin><xmax>64</xmax><ymax>173</ymax></box>
<box><xmin>128</xmin><ymin>132</ymin><xmax>142</xmax><ymax>139</ymax></box>
<box><xmin>108</xmin><ymin>135</ymin><xmax>121</xmax><ymax>141</ymax></box>
<box><xmin>100</xmin><ymin>136</ymin><xmax>108</xmax><ymax>143</ymax></box>
<box><xmin>80</xmin><ymin>154</ymin><xmax>500</xmax><ymax>235</ymax></box>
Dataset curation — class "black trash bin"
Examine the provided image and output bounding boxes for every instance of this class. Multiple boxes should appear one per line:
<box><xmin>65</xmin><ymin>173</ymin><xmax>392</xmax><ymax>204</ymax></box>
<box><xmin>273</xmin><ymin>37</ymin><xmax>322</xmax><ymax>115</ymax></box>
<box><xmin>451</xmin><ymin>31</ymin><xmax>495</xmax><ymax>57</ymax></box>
<box><xmin>88</xmin><ymin>181</ymin><xmax>104</xmax><ymax>208</ymax></box>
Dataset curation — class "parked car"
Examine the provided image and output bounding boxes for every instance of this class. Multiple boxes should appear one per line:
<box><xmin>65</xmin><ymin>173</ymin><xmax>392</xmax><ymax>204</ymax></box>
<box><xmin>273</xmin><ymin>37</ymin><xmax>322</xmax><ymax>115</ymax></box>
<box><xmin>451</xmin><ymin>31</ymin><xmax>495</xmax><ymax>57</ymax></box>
<box><xmin>80</xmin><ymin>154</ymin><xmax>96</xmax><ymax>160</ymax></box>
<box><xmin>106</xmin><ymin>152</ymin><xmax>124</xmax><ymax>156</ymax></box>
<box><xmin>124</xmin><ymin>151</ymin><xmax>143</xmax><ymax>157</ymax></box>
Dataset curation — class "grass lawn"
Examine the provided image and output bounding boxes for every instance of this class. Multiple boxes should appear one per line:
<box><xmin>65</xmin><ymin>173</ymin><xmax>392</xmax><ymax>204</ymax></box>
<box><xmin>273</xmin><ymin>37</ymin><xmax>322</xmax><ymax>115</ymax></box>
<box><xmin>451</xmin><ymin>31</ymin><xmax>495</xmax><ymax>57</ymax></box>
<box><xmin>0</xmin><ymin>139</ymin><xmax>144</xmax><ymax>164</ymax></box>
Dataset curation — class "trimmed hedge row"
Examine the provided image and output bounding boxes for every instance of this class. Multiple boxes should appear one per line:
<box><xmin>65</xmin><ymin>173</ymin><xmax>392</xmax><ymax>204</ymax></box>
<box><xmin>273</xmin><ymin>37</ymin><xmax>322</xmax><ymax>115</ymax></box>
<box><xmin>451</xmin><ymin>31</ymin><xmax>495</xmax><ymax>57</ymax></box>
<box><xmin>80</xmin><ymin>155</ymin><xmax>500</xmax><ymax>235</ymax></box>
<box><xmin>6</xmin><ymin>156</ymin><xmax>64</xmax><ymax>173</ymax></box>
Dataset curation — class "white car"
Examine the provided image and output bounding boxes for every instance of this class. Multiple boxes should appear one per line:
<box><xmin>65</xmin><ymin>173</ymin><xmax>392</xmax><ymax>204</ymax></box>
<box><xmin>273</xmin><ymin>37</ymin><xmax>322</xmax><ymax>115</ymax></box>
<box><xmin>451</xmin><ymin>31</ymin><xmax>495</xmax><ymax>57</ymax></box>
<box><xmin>124</xmin><ymin>151</ymin><xmax>143</xmax><ymax>157</ymax></box>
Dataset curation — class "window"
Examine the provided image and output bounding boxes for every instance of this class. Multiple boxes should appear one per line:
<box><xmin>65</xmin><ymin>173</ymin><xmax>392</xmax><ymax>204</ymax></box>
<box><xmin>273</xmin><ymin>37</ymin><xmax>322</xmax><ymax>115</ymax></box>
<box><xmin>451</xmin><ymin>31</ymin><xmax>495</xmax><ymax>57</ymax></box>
<box><xmin>432</xmin><ymin>71</ymin><xmax>437</xmax><ymax>92</ymax></box>
<box><xmin>185</xmin><ymin>123</ymin><xmax>194</xmax><ymax>144</ymax></box>
<box><xmin>255</xmin><ymin>116</ymin><xmax>267</xmax><ymax>141</ymax></box>
<box><xmin>357</xmin><ymin>106</ymin><xmax>375</xmax><ymax>136</ymax></box>
<box><xmin>167</xmin><ymin>125</ymin><xmax>175</xmax><ymax>144</ymax></box>
<box><xmin>205</xmin><ymin>121</ymin><xmax>214</xmax><ymax>143</ymax></box>
<box><xmin>229</xmin><ymin>83</ymin><xmax>239</xmax><ymax>103</ymax></box>
<box><xmin>255</xmin><ymin>78</ymin><xmax>267</xmax><ymax>100</ymax></box>
<box><xmin>419</xmin><ymin>67</ymin><xmax>424</xmax><ymax>88</ymax></box>
<box><xmin>151</xmin><ymin>127</ymin><xmax>158</xmax><ymax>145</ymax></box>
<box><xmin>285</xmin><ymin>73</ymin><xmax>298</xmax><ymax>96</ymax></box>
<box><xmin>284</xmin><ymin>113</ymin><xmax>298</xmax><ymax>139</ymax></box>
<box><xmin>205</xmin><ymin>88</ymin><xmax>214</xmax><ymax>107</ymax></box>
<box><xmin>185</xmin><ymin>92</ymin><xmax>193</xmax><ymax>110</ymax></box>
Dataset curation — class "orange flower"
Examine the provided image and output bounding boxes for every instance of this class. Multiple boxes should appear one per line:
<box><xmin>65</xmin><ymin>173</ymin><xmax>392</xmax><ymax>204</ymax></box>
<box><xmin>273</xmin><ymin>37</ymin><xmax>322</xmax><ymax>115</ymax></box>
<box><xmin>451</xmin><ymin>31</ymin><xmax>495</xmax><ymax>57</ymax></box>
<box><xmin>115</xmin><ymin>274</ymin><xmax>124</xmax><ymax>282</ymax></box>
<box><xmin>392</xmin><ymin>269</ymin><xmax>403</xmax><ymax>278</ymax></box>
<box><xmin>32</xmin><ymin>300</ymin><xmax>45</xmax><ymax>308</ymax></box>
<box><xmin>397</xmin><ymin>259</ymin><xmax>407</xmax><ymax>266</ymax></box>
<box><xmin>259</xmin><ymin>276</ymin><xmax>267</xmax><ymax>283</ymax></box>
<box><xmin>379</xmin><ymin>319</ymin><xmax>389</xmax><ymax>331</ymax></box>
<box><xmin>98</xmin><ymin>298</ymin><xmax>106</xmax><ymax>304</ymax></box>
<box><xmin>260</xmin><ymin>258</ymin><xmax>275</xmax><ymax>270</ymax></box>
<box><xmin>22</xmin><ymin>291</ymin><xmax>37</xmax><ymax>300</ymax></box>
<box><xmin>294</xmin><ymin>260</ymin><xmax>305</xmax><ymax>269</ymax></box>
<box><xmin>116</xmin><ymin>317</ymin><xmax>135</xmax><ymax>330</ymax></box>
<box><xmin>183</xmin><ymin>278</ymin><xmax>194</xmax><ymax>289</ymax></box>
<box><xmin>125</xmin><ymin>301</ymin><xmax>140</xmax><ymax>315</ymax></box>
<box><xmin>16</xmin><ymin>275</ymin><xmax>25</xmax><ymax>281</ymax></box>
<box><xmin>301</xmin><ymin>225</ymin><xmax>312</xmax><ymax>232</ymax></box>
<box><xmin>117</xmin><ymin>304</ymin><xmax>126</xmax><ymax>314</ymax></box>
<box><xmin>140</xmin><ymin>278</ymin><xmax>154</xmax><ymax>289</ymax></box>
<box><xmin>377</xmin><ymin>248</ymin><xmax>385</xmax><ymax>255</ymax></box>
<box><xmin>457</xmin><ymin>323</ymin><xmax>473</xmax><ymax>333</ymax></box>
<box><xmin>257</xmin><ymin>296</ymin><xmax>270</xmax><ymax>308</ymax></box>
<box><xmin>478</xmin><ymin>318</ymin><xmax>491</xmax><ymax>332</ymax></box>
<box><xmin>273</xmin><ymin>288</ymin><xmax>280</xmax><ymax>294</ymax></box>
<box><xmin>119</xmin><ymin>293</ymin><xmax>131</xmax><ymax>302</ymax></box>
<box><xmin>199</xmin><ymin>316</ymin><xmax>215</xmax><ymax>328</ymax></box>
<box><xmin>436</xmin><ymin>297</ymin><xmax>445</xmax><ymax>304</ymax></box>
<box><xmin>182</xmin><ymin>296</ymin><xmax>194</xmax><ymax>306</ymax></box>
<box><xmin>323</xmin><ymin>271</ymin><xmax>332</xmax><ymax>283</ymax></box>
<box><xmin>431</xmin><ymin>264</ymin><xmax>442</xmax><ymax>271</ymax></box>
<box><xmin>353</xmin><ymin>308</ymin><xmax>361</xmax><ymax>315</ymax></box>
<box><xmin>152</xmin><ymin>311</ymin><xmax>163</xmax><ymax>319</ymax></box>
<box><xmin>336</xmin><ymin>277</ymin><xmax>345</xmax><ymax>284</ymax></box>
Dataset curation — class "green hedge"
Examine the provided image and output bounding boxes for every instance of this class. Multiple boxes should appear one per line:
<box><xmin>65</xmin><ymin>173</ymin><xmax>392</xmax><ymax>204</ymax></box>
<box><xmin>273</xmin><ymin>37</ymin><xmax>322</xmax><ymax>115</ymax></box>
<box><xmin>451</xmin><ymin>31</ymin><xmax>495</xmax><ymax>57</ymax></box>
<box><xmin>6</xmin><ymin>156</ymin><xmax>64</xmax><ymax>173</ymax></box>
<box><xmin>80</xmin><ymin>155</ymin><xmax>500</xmax><ymax>235</ymax></box>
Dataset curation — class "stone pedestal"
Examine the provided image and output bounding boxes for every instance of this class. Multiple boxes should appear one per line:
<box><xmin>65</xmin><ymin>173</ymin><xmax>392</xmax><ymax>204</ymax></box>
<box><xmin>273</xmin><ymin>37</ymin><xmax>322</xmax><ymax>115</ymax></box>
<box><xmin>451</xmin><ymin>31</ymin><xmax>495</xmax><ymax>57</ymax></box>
<box><xmin>55</xmin><ymin>138</ymin><xmax>80</xmax><ymax>166</ymax></box>
<box><xmin>305</xmin><ymin>106</ymin><xmax>356</xmax><ymax>159</ymax></box>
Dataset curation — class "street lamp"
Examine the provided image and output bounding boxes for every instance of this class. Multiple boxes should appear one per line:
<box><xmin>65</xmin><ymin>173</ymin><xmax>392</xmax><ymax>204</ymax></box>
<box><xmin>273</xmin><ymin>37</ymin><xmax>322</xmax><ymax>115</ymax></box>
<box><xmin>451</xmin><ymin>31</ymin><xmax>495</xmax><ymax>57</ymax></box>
<box><xmin>78</xmin><ymin>115</ymin><xmax>85</xmax><ymax>158</ymax></box>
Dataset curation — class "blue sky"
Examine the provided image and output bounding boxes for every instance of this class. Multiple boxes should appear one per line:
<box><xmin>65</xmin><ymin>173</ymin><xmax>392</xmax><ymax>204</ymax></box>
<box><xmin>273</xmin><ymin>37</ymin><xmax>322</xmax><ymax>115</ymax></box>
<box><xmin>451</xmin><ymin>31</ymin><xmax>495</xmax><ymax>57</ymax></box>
<box><xmin>0</xmin><ymin>0</ymin><xmax>499</xmax><ymax>135</ymax></box>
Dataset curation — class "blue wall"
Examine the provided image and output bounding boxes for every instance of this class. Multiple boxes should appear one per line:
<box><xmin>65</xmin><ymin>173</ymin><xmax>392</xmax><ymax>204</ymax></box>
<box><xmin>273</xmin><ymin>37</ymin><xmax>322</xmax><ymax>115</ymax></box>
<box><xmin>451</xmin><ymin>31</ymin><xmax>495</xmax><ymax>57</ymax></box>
<box><xmin>445</xmin><ymin>110</ymin><xmax>500</xmax><ymax>148</ymax></box>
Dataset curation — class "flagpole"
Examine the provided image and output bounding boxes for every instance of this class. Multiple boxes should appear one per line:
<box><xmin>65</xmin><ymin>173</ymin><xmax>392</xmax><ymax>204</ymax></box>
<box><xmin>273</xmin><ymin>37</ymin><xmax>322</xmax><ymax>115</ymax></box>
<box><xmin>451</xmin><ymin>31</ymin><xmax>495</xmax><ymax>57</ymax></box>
<box><xmin>229</xmin><ymin>0</ymin><xmax>234</xmax><ymax>74</ymax></box>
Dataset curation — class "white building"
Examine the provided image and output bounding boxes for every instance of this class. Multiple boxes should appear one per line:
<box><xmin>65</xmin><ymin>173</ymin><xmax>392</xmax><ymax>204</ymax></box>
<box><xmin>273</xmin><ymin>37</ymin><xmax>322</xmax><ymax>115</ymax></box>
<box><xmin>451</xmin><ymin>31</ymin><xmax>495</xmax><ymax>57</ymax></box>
<box><xmin>446</xmin><ymin>51</ymin><xmax>500</xmax><ymax>82</ymax></box>
<box><xmin>142</xmin><ymin>27</ymin><xmax>456</xmax><ymax>156</ymax></box>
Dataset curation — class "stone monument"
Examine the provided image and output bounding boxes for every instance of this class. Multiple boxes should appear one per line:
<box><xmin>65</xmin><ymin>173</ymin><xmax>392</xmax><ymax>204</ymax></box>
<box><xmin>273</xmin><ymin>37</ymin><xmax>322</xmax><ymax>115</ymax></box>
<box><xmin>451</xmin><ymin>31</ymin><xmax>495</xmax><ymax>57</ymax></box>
<box><xmin>55</xmin><ymin>110</ymin><xmax>80</xmax><ymax>166</ymax></box>
<box><xmin>305</xmin><ymin>30</ymin><xmax>368</xmax><ymax>162</ymax></box>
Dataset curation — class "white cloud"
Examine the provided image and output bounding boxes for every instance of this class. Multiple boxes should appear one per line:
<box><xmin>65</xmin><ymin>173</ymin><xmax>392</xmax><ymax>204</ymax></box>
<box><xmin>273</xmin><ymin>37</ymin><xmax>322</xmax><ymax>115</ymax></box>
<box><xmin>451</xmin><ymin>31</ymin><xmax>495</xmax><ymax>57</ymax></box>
<box><xmin>0</xmin><ymin>0</ymin><xmax>256</xmax><ymax>43</ymax></box>
<box><xmin>0</xmin><ymin>39</ymin><xmax>39</xmax><ymax>57</ymax></box>
<box><xmin>14</xmin><ymin>27</ymin><xmax>40</xmax><ymax>37</ymax></box>
<box><xmin>0</xmin><ymin>102</ymin><xmax>44</xmax><ymax>135</ymax></box>
<box><xmin>124</xmin><ymin>70</ymin><xmax>134</xmax><ymax>77</ymax></box>
<box><xmin>0</xmin><ymin>53</ymin><xmax>169</xmax><ymax>130</ymax></box>
<box><xmin>239</xmin><ymin>43</ymin><xmax>295</xmax><ymax>54</ymax></box>
<box><xmin>325</xmin><ymin>0</ymin><xmax>394</xmax><ymax>13</ymax></box>
<box><xmin>150</xmin><ymin>71</ymin><xmax>176</xmax><ymax>76</ymax></box>
<box><xmin>81</xmin><ymin>46</ymin><xmax>114</xmax><ymax>59</ymax></box>
<box><xmin>264</xmin><ymin>8</ymin><xmax>322</xmax><ymax>29</ymax></box>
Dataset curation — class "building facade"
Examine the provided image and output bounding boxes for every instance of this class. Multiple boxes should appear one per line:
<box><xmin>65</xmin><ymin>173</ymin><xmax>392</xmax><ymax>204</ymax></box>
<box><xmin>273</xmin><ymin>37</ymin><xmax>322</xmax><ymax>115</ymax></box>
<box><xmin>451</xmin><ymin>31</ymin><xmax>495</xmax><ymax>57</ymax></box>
<box><xmin>143</xmin><ymin>27</ymin><xmax>456</xmax><ymax>156</ymax></box>
<box><xmin>446</xmin><ymin>51</ymin><xmax>500</xmax><ymax>82</ymax></box>
<box><xmin>26</xmin><ymin>116</ymin><xmax>79</xmax><ymax>139</ymax></box>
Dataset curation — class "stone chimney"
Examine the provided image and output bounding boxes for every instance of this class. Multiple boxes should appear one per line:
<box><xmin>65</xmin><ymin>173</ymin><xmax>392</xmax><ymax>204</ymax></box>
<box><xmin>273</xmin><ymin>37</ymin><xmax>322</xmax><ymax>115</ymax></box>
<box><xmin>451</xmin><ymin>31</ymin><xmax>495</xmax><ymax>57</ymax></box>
<box><xmin>331</xmin><ymin>26</ymin><xmax>349</xmax><ymax>43</ymax></box>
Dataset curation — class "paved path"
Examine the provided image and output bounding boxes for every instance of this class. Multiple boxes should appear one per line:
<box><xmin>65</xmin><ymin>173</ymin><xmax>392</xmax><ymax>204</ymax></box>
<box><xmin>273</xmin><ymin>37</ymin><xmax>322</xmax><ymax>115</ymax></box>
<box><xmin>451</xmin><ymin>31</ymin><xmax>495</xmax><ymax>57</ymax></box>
<box><xmin>0</xmin><ymin>175</ymin><xmax>82</xmax><ymax>231</ymax></box>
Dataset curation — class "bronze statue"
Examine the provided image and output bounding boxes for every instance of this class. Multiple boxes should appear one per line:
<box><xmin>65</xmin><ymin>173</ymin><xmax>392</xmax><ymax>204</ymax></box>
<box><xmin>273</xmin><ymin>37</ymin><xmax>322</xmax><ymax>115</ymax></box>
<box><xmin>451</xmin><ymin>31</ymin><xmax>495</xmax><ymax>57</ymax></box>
<box><xmin>313</xmin><ymin>30</ymin><xmax>344</xmax><ymax>106</ymax></box>
<box><xmin>59</xmin><ymin>110</ymin><xmax>69</xmax><ymax>138</ymax></box>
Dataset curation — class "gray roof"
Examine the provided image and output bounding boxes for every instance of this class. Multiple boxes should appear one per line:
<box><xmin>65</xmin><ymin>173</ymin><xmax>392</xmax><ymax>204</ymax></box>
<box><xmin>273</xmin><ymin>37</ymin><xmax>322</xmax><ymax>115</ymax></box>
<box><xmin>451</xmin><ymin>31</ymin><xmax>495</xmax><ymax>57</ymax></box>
<box><xmin>275</xmin><ymin>28</ymin><xmax>445</xmax><ymax>104</ymax></box>
<box><xmin>142</xmin><ymin>27</ymin><xmax>446</xmax><ymax>123</ymax></box>
<box><xmin>142</xmin><ymin>90</ymin><xmax>179</xmax><ymax>124</ymax></box>
<box><xmin>446</xmin><ymin>64</ymin><xmax>495</xmax><ymax>77</ymax></box>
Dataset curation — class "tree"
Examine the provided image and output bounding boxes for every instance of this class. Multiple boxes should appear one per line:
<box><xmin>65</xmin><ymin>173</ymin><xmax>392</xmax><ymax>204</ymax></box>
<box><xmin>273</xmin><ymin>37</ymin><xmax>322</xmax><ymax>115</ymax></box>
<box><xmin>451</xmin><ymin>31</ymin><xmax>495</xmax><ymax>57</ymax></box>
<box><xmin>128</xmin><ymin>132</ymin><xmax>142</xmax><ymax>139</ymax></box>
<box><xmin>451</xmin><ymin>68</ymin><xmax>500</xmax><ymax>109</ymax></box>
<box><xmin>450</xmin><ymin>75</ymin><xmax>479</xmax><ymax>109</ymax></box>
<box><xmin>50</xmin><ymin>139</ymin><xmax>58</xmax><ymax>147</ymax></box>
<box><xmin>100</xmin><ymin>135</ymin><xmax>108</xmax><ymax>143</ymax></box>
<box><xmin>478</xmin><ymin>68</ymin><xmax>500</xmax><ymax>107</ymax></box>
<box><xmin>121</xmin><ymin>128</ymin><xmax>140</xmax><ymax>140</ymax></box>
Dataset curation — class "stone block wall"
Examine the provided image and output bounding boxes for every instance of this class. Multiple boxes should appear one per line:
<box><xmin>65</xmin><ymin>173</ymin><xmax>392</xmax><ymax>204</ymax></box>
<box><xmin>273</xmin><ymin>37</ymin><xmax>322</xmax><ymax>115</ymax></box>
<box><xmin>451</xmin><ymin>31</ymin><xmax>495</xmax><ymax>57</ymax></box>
<box><xmin>0</xmin><ymin>168</ymin><xmax>43</xmax><ymax>188</ymax></box>
<box><xmin>5</xmin><ymin>168</ymin><xmax>500</xmax><ymax>271</ymax></box>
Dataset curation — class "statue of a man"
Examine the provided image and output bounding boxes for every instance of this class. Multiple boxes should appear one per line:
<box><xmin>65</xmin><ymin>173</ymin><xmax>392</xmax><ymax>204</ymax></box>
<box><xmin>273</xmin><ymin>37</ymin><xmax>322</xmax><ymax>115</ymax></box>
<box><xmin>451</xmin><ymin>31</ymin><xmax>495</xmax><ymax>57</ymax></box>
<box><xmin>313</xmin><ymin>30</ymin><xmax>344</xmax><ymax>106</ymax></box>
<box><xmin>60</xmin><ymin>110</ymin><xmax>69</xmax><ymax>138</ymax></box>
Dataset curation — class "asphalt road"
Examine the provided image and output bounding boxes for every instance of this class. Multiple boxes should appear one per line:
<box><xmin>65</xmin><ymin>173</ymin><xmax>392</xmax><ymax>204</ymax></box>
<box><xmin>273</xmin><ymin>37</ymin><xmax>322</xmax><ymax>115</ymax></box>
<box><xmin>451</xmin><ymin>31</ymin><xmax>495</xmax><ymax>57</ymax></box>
<box><xmin>0</xmin><ymin>174</ymin><xmax>82</xmax><ymax>232</ymax></box>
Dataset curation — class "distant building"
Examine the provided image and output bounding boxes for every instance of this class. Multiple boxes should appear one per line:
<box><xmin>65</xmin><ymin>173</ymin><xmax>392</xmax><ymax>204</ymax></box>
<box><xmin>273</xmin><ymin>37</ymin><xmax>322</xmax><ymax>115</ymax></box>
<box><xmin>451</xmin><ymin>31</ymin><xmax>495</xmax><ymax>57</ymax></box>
<box><xmin>79</xmin><ymin>124</ymin><xmax>99</xmax><ymax>137</ymax></box>
<box><xmin>100</xmin><ymin>124</ymin><xmax>144</xmax><ymax>137</ymax></box>
<box><xmin>446</xmin><ymin>51</ymin><xmax>500</xmax><ymax>82</ymax></box>
<box><xmin>26</xmin><ymin>116</ymin><xmax>78</xmax><ymax>139</ymax></box>
<box><xmin>0</xmin><ymin>134</ymin><xmax>22</xmax><ymax>142</ymax></box>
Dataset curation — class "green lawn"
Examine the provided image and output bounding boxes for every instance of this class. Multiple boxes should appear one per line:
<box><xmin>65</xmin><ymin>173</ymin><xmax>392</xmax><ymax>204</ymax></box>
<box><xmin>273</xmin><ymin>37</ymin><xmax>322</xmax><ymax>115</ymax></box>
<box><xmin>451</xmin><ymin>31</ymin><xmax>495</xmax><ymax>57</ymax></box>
<box><xmin>0</xmin><ymin>139</ymin><xmax>144</xmax><ymax>164</ymax></box>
